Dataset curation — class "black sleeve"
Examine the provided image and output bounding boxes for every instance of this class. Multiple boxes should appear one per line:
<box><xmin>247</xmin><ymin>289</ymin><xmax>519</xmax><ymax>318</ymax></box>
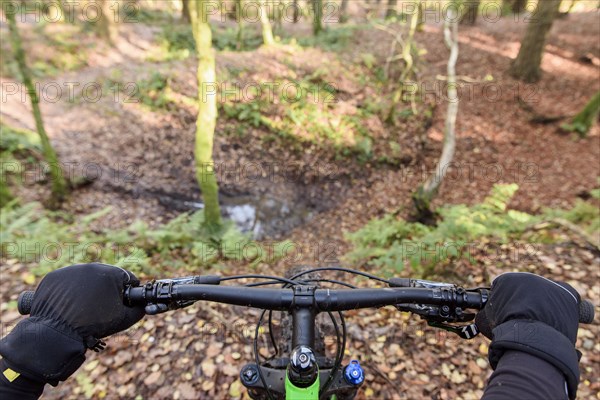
<box><xmin>0</xmin><ymin>359</ymin><xmax>45</xmax><ymax>400</ymax></box>
<box><xmin>482</xmin><ymin>350</ymin><xmax>569</xmax><ymax>400</ymax></box>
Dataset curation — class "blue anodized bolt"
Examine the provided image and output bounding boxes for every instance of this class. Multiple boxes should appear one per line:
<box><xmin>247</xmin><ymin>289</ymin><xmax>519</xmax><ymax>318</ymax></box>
<box><xmin>343</xmin><ymin>360</ymin><xmax>365</xmax><ymax>386</ymax></box>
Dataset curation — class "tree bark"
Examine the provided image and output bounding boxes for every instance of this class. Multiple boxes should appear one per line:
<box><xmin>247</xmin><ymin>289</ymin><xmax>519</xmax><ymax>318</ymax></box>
<box><xmin>181</xmin><ymin>0</ymin><xmax>191</xmax><ymax>22</ymax></box>
<box><xmin>274</xmin><ymin>0</ymin><xmax>283</xmax><ymax>33</ymax></box>
<box><xmin>385</xmin><ymin>0</ymin><xmax>397</xmax><ymax>19</ymax></box>
<box><xmin>509</xmin><ymin>0</ymin><xmax>527</xmax><ymax>14</ymax></box>
<box><xmin>509</xmin><ymin>0</ymin><xmax>561</xmax><ymax>83</ymax></box>
<box><xmin>260</xmin><ymin>0</ymin><xmax>275</xmax><ymax>45</ymax></box>
<box><xmin>459</xmin><ymin>0</ymin><xmax>480</xmax><ymax>25</ymax></box>
<box><xmin>293</xmin><ymin>0</ymin><xmax>299</xmax><ymax>23</ymax></box>
<box><xmin>6</xmin><ymin>3</ymin><xmax>69</xmax><ymax>207</ymax></box>
<box><xmin>190</xmin><ymin>0</ymin><xmax>223</xmax><ymax>231</ymax></box>
<box><xmin>312</xmin><ymin>0</ymin><xmax>323</xmax><ymax>35</ymax></box>
<box><xmin>562</xmin><ymin>91</ymin><xmax>600</xmax><ymax>138</ymax></box>
<box><xmin>42</xmin><ymin>0</ymin><xmax>66</xmax><ymax>22</ymax></box>
<box><xmin>95</xmin><ymin>0</ymin><xmax>117</xmax><ymax>44</ymax></box>
<box><xmin>339</xmin><ymin>0</ymin><xmax>349</xmax><ymax>23</ymax></box>
<box><xmin>236</xmin><ymin>0</ymin><xmax>244</xmax><ymax>49</ymax></box>
<box><xmin>385</xmin><ymin>0</ymin><xmax>420</xmax><ymax>123</ymax></box>
<box><xmin>412</xmin><ymin>2</ymin><xmax>459</xmax><ymax>222</ymax></box>
<box><xmin>417</xmin><ymin>0</ymin><xmax>425</xmax><ymax>31</ymax></box>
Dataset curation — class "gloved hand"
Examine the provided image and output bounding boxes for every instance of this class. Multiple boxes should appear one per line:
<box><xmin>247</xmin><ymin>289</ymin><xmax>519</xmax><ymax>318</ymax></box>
<box><xmin>0</xmin><ymin>263</ymin><xmax>145</xmax><ymax>386</ymax></box>
<box><xmin>475</xmin><ymin>272</ymin><xmax>582</xmax><ymax>399</ymax></box>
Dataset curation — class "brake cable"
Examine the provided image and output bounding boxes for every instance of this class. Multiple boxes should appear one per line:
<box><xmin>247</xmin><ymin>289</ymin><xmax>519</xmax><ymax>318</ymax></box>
<box><xmin>320</xmin><ymin>310</ymin><xmax>346</xmax><ymax>398</ymax></box>
<box><xmin>289</xmin><ymin>267</ymin><xmax>391</xmax><ymax>285</ymax></box>
<box><xmin>254</xmin><ymin>309</ymin><xmax>276</xmax><ymax>400</ymax></box>
<box><xmin>242</xmin><ymin>271</ymin><xmax>376</xmax><ymax>398</ymax></box>
<box><xmin>267</xmin><ymin>310</ymin><xmax>278</xmax><ymax>359</ymax></box>
<box><xmin>221</xmin><ymin>274</ymin><xmax>304</xmax><ymax>287</ymax></box>
<box><xmin>303</xmin><ymin>278</ymin><xmax>358</xmax><ymax>289</ymax></box>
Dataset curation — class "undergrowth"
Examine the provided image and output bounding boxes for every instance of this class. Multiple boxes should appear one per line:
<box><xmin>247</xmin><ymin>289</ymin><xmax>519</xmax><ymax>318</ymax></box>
<box><xmin>220</xmin><ymin>76</ymin><xmax>375</xmax><ymax>161</ymax></box>
<box><xmin>294</xmin><ymin>25</ymin><xmax>363</xmax><ymax>52</ymax></box>
<box><xmin>345</xmin><ymin>184</ymin><xmax>600</xmax><ymax>277</ymax></box>
<box><xmin>134</xmin><ymin>71</ymin><xmax>174</xmax><ymax>110</ymax></box>
<box><xmin>0</xmin><ymin>123</ymin><xmax>42</xmax><ymax>207</ymax></box>
<box><xmin>0</xmin><ymin>201</ymin><xmax>293</xmax><ymax>277</ymax></box>
<box><xmin>148</xmin><ymin>24</ymin><xmax>263</xmax><ymax>62</ymax></box>
<box><xmin>1</xmin><ymin>20</ymin><xmax>88</xmax><ymax>79</ymax></box>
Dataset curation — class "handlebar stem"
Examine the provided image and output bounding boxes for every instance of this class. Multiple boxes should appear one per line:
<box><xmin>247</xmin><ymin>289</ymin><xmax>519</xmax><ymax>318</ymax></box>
<box><xmin>291</xmin><ymin>286</ymin><xmax>317</xmax><ymax>348</ymax></box>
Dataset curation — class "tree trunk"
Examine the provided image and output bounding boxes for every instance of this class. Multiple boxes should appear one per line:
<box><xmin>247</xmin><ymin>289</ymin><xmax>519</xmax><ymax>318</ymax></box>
<box><xmin>509</xmin><ymin>0</ymin><xmax>527</xmax><ymax>14</ymax></box>
<box><xmin>42</xmin><ymin>0</ymin><xmax>66</xmax><ymax>22</ymax></box>
<box><xmin>260</xmin><ymin>0</ymin><xmax>275</xmax><ymax>45</ymax></box>
<box><xmin>312</xmin><ymin>0</ymin><xmax>323</xmax><ymax>35</ymax></box>
<box><xmin>412</xmin><ymin>2</ymin><xmax>459</xmax><ymax>222</ymax></box>
<box><xmin>274</xmin><ymin>0</ymin><xmax>283</xmax><ymax>33</ymax></box>
<box><xmin>181</xmin><ymin>0</ymin><xmax>191</xmax><ymax>22</ymax></box>
<box><xmin>339</xmin><ymin>0</ymin><xmax>349</xmax><ymax>23</ymax></box>
<box><xmin>459</xmin><ymin>0</ymin><xmax>480</xmax><ymax>25</ymax></box>
<box><xmin>509</xmin><ymin>0</ymin><xmax>561</xmax><ymax>83</ymax></box>
<box><xmin>385</xmin><ymin>0</ymin><xmax>397</xmax><ymax>19</ymax></box>
<box><xmin>561</xmin><ymin>91</ymin><xmax>600</xmax><ymax>138</ymax></box>
<box><xmin>6</xmin><ymin>3</ymin><xmax>68</xmax><ymax>207</ymax></box>
<box><xmin>95</xmin><ymin>0</ymin><xmax>116</xmax><ymax>44</ymax></box>
<box><xmin>293</xmin><ymin>0</ymin><xmax>299</xmax><ymax>23</ymax></box>
<box><xmin>417</xmin><ymin>0</ymin><xmax>425</xmax><ymax>31</ymax></box>
<box><xmin>387</xmin><ymin>0</ymin><xmax>420</xmax><ymax>123</ymax></box>
<box><xmin>236</xmin><ymin>0</ymin><xmax>244</xmax><ymax>49</ymax></box>
<box><xmin>190</xmin><ymin>0</ymin><xmax>223</xmax><ymax>231</ymax></box>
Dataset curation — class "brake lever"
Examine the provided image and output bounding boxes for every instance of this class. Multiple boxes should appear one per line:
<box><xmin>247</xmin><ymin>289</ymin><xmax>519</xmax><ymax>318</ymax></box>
<box><xmin>427</xmin><ymin>321</ymin><xmax>480</xmax><ymax>339</ymax></box>
<box><xmin>145</xmin><ymin>299</ymin><xmax>197</xmax><ymax>315</ymax></box>
<box><xmin>395</xmin><ymin>304</ymin><xmax>476</xmax><ymax>322</ymax></box>
<box><xmin>396</xmin><ymin>302</ymin><xmax>480</xmax><ymax>339</ymax></box>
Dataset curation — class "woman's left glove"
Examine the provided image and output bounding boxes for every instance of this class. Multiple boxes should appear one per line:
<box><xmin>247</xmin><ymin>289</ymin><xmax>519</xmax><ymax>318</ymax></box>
<box><xmin>0</xmin><ymin>263</ymin><xmax>145</xmax><ymax>386</ymax></box>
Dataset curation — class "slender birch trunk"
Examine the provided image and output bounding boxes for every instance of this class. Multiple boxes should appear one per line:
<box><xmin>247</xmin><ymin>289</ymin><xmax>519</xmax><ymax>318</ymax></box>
<box><xmin>412</xmin><ymin>3</ymin><xmax>459</xmax><ymax>221</ymax></box>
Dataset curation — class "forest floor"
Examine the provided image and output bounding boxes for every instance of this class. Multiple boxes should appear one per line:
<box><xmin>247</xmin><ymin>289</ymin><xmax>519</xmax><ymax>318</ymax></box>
<box><xmin>1</xmin><ymin>8</ymin><xmax>599</xmax><ymax>400</ymax></box>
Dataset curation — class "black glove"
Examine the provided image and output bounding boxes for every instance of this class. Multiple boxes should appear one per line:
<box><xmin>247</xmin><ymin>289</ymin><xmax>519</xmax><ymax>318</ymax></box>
<box><xmin>0</xmin><ymin>263</ymin><xmax>145</xmax><ymax>386</ymax></box>
<box><xmin>475</xmin><ymin>272</ymin><xmax>581</xmax><ymax>399</ymax></box>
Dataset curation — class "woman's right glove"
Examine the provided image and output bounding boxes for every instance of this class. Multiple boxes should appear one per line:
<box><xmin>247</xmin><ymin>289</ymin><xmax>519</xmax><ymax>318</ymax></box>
<box><xmin>475</xmin><ymin>272</ymin><xmax>582</xmax><ymax>399</ymax></box>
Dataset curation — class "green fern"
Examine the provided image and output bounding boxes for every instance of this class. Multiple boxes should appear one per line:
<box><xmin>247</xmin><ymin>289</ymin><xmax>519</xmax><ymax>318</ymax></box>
<box><xmin>345</xmin><ymin>184</ymin><xmax>533</xmax><ymax>276</ymax></box>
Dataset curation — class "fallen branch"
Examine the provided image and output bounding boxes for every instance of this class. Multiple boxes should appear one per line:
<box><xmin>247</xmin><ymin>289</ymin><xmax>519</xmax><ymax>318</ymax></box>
<box><xmin>527</xmin><ymin>218</ymin><xmax>600</xmax><ymax>251</ymax></box>
<box><xmin>435</xmin><ymin>74</ymin><xmax>492</xmax><ymax>83</ymax></box>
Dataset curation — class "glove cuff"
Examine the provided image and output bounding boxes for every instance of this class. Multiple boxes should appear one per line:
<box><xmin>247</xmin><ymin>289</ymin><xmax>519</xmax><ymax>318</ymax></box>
<box><xmin>489</xmin><ymin>319</ymin><xmax>580</xmax><ymax>400</ymax></box>
<box><xmin>0</xmin><ymin>358</ymin><xmax>46</xmax><ymax>398</ymax></box>
<box><xmin>0</xmin><ymin>317</ymin><xmax>86</xmax><ymax>386</ymax></box>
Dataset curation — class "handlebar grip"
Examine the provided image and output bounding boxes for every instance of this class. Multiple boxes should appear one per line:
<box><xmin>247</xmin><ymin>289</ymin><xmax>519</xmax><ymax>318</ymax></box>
<box><xmin>579</xmin><ymin>300</ymin><xmax>595</xmax><ymax>324</ymax></box>
<box><xmin>17</xmin><ymin>291</ymin><xmax>35</xmax><ymax>315</ymax></box>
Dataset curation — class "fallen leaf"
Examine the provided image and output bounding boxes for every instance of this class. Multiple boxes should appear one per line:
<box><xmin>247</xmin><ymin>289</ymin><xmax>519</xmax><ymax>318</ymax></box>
<box><xmin>143</xmin><ymin>371</ymin><xmax>164</xmax><ymax>386</ymax></box>
<box><xmin>178</xmin><ymin>382</ymin><xmax>197</xmax><ymax>400</ymax></box>
<box><xmin>229</xmin><ymin>379</ymin><xmax>243</xmax><ymax>398</ymax></box>
<box><xmin>201</xmin><ymin>359</ymin><xmax>217</xmax><ymax>378</ymax></box>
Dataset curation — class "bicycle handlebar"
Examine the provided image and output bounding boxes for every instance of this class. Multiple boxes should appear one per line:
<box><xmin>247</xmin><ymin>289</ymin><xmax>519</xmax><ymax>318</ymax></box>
<box><xmin>16</xmin><ymin>275</ymin><xmax>595</xmax><ymax>323</ymax></box>
<box><xmin>125</xmin><ymin>284</ymin><xmax>487</xmax><ymax>312</ymax></box>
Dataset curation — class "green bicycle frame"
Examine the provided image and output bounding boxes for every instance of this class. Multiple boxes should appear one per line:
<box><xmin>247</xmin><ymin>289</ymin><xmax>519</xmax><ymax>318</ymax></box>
<box><xmin>285</xmin><ymin>372</ymin><xmax>320</xmax><ymax>400</ymax></box>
